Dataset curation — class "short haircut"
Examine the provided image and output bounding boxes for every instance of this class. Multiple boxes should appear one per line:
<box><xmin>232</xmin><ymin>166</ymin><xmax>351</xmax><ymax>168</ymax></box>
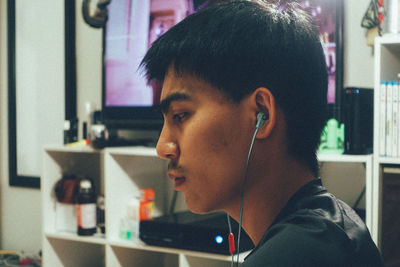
<box><xmin>140</xmin><ymin>0</ymin><xmax>328</xmax><ymax>176</ymax></box>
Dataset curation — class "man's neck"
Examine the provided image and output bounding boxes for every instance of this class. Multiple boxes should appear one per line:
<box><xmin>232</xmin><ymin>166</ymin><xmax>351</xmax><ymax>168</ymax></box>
<box><xmin>225</xmin><ymin>155</ymin><xmax>315</xmax><ymax>246</ymax></box>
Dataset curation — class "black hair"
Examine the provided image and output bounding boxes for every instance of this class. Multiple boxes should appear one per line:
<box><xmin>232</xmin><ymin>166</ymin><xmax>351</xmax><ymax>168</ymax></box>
<box><xmin>140</xmin><ymin>0</ymin><xmax>328</xmax><ymax>176</ymax></box>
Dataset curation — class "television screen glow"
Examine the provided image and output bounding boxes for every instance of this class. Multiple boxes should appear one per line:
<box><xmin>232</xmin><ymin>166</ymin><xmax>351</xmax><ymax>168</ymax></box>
<box><xmin>104</xmin><ymin>0</ymin><xmax>217</xmax><ymax>108</ymax></box>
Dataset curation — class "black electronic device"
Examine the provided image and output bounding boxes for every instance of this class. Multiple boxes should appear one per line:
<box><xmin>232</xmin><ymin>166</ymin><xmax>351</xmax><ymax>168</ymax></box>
<box><xmin>342</xmin><ymin>87</ymin><xmax>373</xmax><ymax>154</ymax></box>
<box><xmin>139</xmin><ymin>211</ymin><xmax>254</xmax><ymax>255</ymax></box>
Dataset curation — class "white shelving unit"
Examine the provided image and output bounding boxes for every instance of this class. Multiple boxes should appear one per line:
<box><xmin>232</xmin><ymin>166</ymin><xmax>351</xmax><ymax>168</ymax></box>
<box><xmin>42</xmin><ymin>145</ymin><xmax>379</xmax><ymax>266</ymax></box>
<box><xmin>41</xmin><ymin>146</ymin><xmax>248</xmax><ymax>267</ymax></box>
<box><xmin>373</xmin><ymin>34</ymin><xmax>400</xmax><ymax>248</ymax></box>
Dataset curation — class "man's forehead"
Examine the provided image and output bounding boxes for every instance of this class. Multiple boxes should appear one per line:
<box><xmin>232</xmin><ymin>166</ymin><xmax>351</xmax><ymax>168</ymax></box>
<box><xmin>160</xmin><ymin>66</ymin><xmax>233</xmax><ymax>104</ymax></box>
<box><xmin>160</xmin><ymin>70</ymin><xmax>197</xmax><ymax>99</ymax></box>
<box><xmin>160</xmin><ymin>80</ymin><xmax>191</xmax><ymax>101</ymax></box>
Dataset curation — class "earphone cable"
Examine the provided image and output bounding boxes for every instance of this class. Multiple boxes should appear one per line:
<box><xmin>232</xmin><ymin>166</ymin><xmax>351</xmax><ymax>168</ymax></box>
<box><xmin>236</xmin><ymin>126</ymin><xmax>260</xmax><ymax>266</ymax></box>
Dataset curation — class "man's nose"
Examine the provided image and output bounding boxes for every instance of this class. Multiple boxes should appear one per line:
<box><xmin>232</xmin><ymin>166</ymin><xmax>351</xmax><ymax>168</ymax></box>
<box><xmin>156</xmin><ymin>129</ymin><xmax>179</xmax><ymax>160</ymax></box>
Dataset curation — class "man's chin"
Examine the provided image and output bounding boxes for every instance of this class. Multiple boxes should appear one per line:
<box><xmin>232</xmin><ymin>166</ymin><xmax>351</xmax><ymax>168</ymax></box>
<box><xmin>185</xmin><ymin>199</ymin><xmax>218</xmax><ymax>215</ymax></box>
<box><xmin>188</xmin><ymin>208</ymin><xmax>211</xmax><ymax>215</ymax></box>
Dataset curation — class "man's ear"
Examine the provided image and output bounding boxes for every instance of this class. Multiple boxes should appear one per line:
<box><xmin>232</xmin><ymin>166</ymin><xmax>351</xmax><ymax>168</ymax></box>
<box><xmin>251</xmin><ymin>87</ymin><xmax>277</xmax><ymax>139</ymax></box>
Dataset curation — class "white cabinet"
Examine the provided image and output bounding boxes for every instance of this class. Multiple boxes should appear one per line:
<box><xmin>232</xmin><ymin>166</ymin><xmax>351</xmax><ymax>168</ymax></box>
<box><xmin>42</xmin><ymin>145</ymin><xmax>378</xmax><ymax>266</ymax></box>
<box><xmin>373</xmin><ymin>35</ymin><xmax>400</xmax><ymax>248</ymax></box>
<box><xmin>41</xmin><ymin>146</ymin><xmax>247</xmax><ymax>267</ymax></box>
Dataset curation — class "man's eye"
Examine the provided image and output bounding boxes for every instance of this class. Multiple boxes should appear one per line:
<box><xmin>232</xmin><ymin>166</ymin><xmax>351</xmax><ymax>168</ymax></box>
<box><xmin>173</xmin><ymin>112</ymin><xmax>188</xmax><ymax>122</ymax></box>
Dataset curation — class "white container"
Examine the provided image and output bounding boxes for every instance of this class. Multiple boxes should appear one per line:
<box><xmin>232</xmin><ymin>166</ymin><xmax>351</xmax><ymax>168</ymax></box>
<box><xmin>383</xmin><ymin>0</ymin><xmax>400</xmax><ymax>33</ymax></box>
<box><xmin>55</xmin><ymin>202</ymin><xmax>77</xmax><ymax>233</ymax></box>
<box><xmin>127</xmin><ymin>197</ymin><xmax>140</xmax><ymax>240</ymax></box>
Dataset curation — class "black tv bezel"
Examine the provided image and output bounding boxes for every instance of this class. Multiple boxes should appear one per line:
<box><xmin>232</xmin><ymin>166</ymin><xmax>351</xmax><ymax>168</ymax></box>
<box><xmin>101</xmin><ymin>25</ymin><xmax>163</xmax><ymax>130</ymax></box>
<box><xmin>334</xmin><ymin>0</ymin><xmax>345</xmax><ymax>123</ymax></box>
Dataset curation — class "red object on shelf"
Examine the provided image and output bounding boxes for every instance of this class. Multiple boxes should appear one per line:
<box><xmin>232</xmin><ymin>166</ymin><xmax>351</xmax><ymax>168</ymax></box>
<box><xmin>19</xmin><ymin>258</ymin><xmax>33</xmax><ymax>265</ymax></box>
<box><xmin>228</xmin><ymin>233</ymin><xmax>236</xmax><ymax>255</ymax></box>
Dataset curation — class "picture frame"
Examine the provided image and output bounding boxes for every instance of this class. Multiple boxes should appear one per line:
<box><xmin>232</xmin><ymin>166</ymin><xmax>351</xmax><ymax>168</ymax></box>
<box><xmin>7</xmin><ymin>0</ymin><xmax>76</xmax><ymax>188</ymax></box>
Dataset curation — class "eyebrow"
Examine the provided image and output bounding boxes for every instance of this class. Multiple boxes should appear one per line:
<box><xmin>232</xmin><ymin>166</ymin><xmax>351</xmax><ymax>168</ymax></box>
<box><xmin>159</xmin><ymin>92</ymin><xmax>191</xmax><ymax>114</ymax></box>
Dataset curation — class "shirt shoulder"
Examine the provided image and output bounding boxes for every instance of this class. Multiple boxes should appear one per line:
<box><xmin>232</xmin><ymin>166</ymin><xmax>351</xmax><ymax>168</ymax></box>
<box><xmin>243</xmin><ymin>197</ymin><xmax>383</xmax><ymax>267</ymax></box>
<box><xmin>243</xmin><ymin>210</ymin><xmax>353</xmax><ymax>266</ymax></box>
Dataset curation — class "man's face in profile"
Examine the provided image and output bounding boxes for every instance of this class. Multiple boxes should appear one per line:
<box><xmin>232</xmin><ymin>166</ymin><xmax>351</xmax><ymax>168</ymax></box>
<box><xmin>156</xmin><ymin>68</ymin><xmax>253</xmax><ymax>214</ymax></box>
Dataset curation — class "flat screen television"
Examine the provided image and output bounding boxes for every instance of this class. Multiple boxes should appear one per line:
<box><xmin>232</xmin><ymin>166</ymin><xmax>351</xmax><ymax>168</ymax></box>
<box><xmin>102</xmin><ymin>0</ymin><xmax>344</xmax><ymax>130</ymax></box>
<box><xmin>299</xmin><ymin>0</ymin><xmax>344</xmax><ymax>120</ymax></box>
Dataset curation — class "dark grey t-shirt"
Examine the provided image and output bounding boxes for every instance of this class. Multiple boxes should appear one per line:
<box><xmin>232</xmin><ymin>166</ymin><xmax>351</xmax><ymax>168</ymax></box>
<box><xmin>242</xmin><ymin>179</ymin><xmax>383</xmax><ymax>267</ymax></box>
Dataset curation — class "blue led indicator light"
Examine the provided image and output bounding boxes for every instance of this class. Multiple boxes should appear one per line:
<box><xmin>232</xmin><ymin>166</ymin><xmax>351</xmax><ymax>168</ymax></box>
<box><xmin>215</xmin><ymin>235</ymin><xmax>223</xmax><ymax>244</ymax></box>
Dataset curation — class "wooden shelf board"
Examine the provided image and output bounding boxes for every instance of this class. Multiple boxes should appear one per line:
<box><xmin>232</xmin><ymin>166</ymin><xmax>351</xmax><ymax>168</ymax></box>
<box><xmin>45</xmin><ymin>231</ymin><xmax>107</xmax><ymax>245</ymax></box>
<box><xmin>108</xmin><ymin>239</ymin><xmax>249</xmax><ymax>262</ymax></box>
<box><xmin>318</xmin><ymin>154</ymin><xmax>372</xmax><ymax>163</ymax></box>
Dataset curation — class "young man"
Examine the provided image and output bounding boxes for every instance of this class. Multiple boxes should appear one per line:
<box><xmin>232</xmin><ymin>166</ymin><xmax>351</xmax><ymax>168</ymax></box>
<box><xmin>140</xmin><ymin>1</ymin><xmax>383</xmax><ymax>266</ymax></box>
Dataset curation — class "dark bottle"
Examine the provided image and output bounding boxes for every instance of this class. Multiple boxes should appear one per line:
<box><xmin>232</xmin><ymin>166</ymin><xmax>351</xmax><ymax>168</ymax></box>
<box><xmin>77</xmin><ymin>179</ymin><xmax>97</xmax><ymax>236</ymax></box>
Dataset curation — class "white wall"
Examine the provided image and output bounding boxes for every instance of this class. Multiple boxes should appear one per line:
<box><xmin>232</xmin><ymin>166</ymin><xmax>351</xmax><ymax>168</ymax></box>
<box><xmin>344</xmin><ymin>0</ymin><xmax>375</xmax><ymax>88</ymax></box>
<box><xmin>75</xmin><ymin>1</ymin><xmax>102</xmax><ymax>127</ymax></box>
<box><xmin>0</xmin><ymin>0</ymin><xmax>376</xmax><ymax>254</ymax></box>
<box><xmin>0</xmin><ymin>0</ymin><xmax>64</xmax><ymax>254</ymax></box>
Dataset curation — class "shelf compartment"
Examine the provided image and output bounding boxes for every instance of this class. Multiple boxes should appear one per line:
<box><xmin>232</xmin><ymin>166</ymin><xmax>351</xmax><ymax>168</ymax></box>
<box><xmin>44</xmin><ymin>235</ymin><xmax>105</xmax><ymax>267</ymax></box>
<box><xmin>104</xmin><ymin>151</ymin><xmax>171</xmax><ymax>243</ymax></box>
<box><xmin>42</xmin><ymin>149</ymin><xmax>102</xmax><ymax>235</ymax></box>
<box><xmin>107</xmin><ymin>244</ymin><xmax>178</xmax><ymax>267</ymax></box>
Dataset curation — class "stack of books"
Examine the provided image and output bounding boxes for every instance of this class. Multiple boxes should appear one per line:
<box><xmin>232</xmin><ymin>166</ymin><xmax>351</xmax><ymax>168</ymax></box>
<box><xmin>380</xmin><ymin>81</ymin><xmax>400</xmax><ymax>157</ymax></box>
